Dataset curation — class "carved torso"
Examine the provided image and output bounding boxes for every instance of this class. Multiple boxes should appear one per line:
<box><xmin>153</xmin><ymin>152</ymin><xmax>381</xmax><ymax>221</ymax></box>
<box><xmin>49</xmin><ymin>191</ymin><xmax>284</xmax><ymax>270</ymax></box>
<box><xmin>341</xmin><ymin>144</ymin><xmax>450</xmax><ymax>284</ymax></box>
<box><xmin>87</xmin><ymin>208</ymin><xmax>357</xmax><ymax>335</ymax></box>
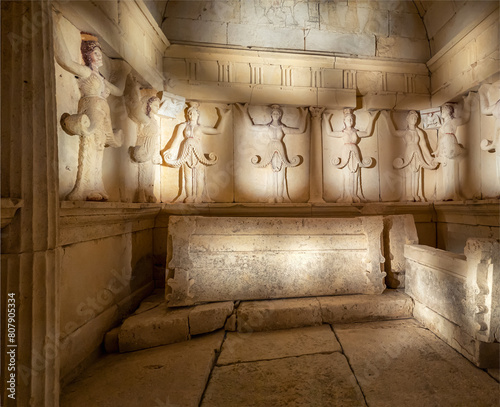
<box><xmin>78</xmin><ymin>71</ymin><xmax>110</xmax><ymax>99</ymax></box>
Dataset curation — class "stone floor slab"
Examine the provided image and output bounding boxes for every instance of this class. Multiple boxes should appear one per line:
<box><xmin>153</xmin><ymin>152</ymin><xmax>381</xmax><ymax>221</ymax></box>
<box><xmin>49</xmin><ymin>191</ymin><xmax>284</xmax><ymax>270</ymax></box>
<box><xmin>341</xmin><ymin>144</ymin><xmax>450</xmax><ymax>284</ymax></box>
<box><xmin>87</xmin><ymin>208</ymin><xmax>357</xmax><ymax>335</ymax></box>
<box><xmin>61</xmin><ymin>331</ymin><xmax>225</xmax><ymax>407</ymax></box>
<box><xmin>201</xmin><ymin>353</ymin><xmax>366</xmax><ymax>407</ymax></box>
<box><xmin>217</xmin><ymin>325</ymin><xmax>341</xmax><ymax>365</ymax></box>
<box><xmin>319</xmin><ymin>289</ymin><xmax>413</xmax><ymax>324</ymax></box>
<box><xmin>334</xmin><ymin>319</ymin><xmax>500</xmax><ymax>407</ymax></box>
<box><xmin>237</xmin><ymin>297</ymin><xmax>322</xmax><ymax>332</ymax></box>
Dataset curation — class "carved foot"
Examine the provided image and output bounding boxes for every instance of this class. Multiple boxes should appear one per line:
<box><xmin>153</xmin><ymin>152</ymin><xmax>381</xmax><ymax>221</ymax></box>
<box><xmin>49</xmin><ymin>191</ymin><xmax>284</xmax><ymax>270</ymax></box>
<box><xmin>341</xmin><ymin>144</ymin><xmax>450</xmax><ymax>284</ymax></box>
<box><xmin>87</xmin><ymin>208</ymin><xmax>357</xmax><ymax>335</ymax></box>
<box><xmin>87</xmin><ymin>191</ymin><xmax>109</xmax><ymax>201</ymax></box>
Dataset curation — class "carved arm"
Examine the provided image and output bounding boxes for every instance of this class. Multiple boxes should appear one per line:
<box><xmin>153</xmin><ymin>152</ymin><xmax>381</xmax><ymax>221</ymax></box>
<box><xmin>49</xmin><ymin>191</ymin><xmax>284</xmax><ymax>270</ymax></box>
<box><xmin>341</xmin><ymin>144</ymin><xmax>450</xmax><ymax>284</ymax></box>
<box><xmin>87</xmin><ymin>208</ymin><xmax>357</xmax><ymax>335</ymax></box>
<box><xmin>53</xmin><ymin>12</ymin><xmax>90</xmax><ymax>78</ymax></box>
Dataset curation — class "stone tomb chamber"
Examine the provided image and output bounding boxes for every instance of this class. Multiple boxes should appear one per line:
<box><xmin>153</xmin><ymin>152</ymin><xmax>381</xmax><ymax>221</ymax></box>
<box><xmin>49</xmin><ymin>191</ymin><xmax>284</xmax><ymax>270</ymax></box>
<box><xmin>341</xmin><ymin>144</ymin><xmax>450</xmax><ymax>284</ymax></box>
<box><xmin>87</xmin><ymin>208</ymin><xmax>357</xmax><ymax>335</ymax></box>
<box><xmin>1</xmin><ymin>0</ymin><xmax>499</xmax><ymax>406</ymax></box>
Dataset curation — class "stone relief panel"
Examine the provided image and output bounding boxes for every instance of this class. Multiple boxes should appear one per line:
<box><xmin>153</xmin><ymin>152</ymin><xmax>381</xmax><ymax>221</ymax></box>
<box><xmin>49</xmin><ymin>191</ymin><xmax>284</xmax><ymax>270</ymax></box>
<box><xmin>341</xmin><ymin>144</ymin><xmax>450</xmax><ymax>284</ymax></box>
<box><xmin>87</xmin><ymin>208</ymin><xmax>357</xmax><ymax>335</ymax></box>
<box><xmin>125</xmin><ymin>75</ymin><xmax>162</xmax><ymax>203</ymax></box>
<box><xmin>382</xmin><ymin>110</ymin><xmax>437</xmax><ymax>202</ymax></box>
<box><xmin>479</xmin><ymin>81</ymin><xmax>500</xmax><ymax>198</ymax></box>
<box><xmin>433</xmin><ymin>94</ymin><xmax>474</xmax><ymax>201</ymax></box>
<box><xmin>54</xmin><ymin>14</ymin><xmax>131</xmax><ymax>201</ymax></box>
<box><xmin>160</xmin><ymin>102</ymin><xmax>232</xmax><ymax>203</ymax></box>
<box><xmin>234</xmin><ymin>104</ymin><xmax>310</xmax><ymax>203</ymax></box>
<box><xmin>323</xmin><ymin>109</ymin><xmax>379</xmax><ymax>203</ymax></box>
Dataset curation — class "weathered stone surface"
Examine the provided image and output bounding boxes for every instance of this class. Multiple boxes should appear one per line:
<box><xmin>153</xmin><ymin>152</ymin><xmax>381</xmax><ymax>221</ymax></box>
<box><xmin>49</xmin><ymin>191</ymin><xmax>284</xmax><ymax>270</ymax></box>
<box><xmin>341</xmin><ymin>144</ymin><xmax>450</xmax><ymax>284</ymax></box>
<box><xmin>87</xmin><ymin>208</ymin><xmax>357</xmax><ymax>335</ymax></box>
<box><xmin>237</xmin><ymin>297</ymin><xmax>322</xmax><ymax>332</ymax></box>
<box><xmin>132</xmin><ymin>288</ymin><xmax>165</xmax><ymax>315</ymax></box>
<box><xmin>218</xmin><ymin>325</ymin><xmax>341</xmax><ymax>365</ymax></box>
<box><xmin>167</xmin><ymin>216</ymin><xmax>386</xmax><ymax>306</ymax></box>
<box><xmin>383</xmin><ymin>214</ymin><xmax>418</xmax><ymax>288</ymax></box>
<box><xmin>224</xmin><ymin>313</ymin><xmax>237</xmax><ymax>331</ymax></box>
<box><xmin>201</xmin><ymin>353</ymin><xmax>366</xmax><ymax>407</ymax></box>
<box><xmin>335</xmin><ymin>319</ymin><xmax>500</xmax><ymax>407</ymax></box>
<box><xmin>406</xmin><ymin>239</ymin><xmax>500</xmax><ymax>350</ymax></box>
<box><xmin>61</xmin><ymin>331</ymin><xmax>224</xmax><ymax>407</ymax></box>
<box><xmin>104</xmin><ymin>327</ymin><xmax>120</xmax><ymax>353</ymax></box>
<box><xmin>405</xmin><ymin>244</ymin><xmax>468</xmax><ymax>326</ymax></box>
<box><xmin>319</xmin><ymin>290</ymin><xmax>413</xmax><ymax>324</ymax></box>
<box><xmin>189</xmin><ymin>301</ymin><xmax>234</xmax><ymax>335</ymax></box>
<box><xmin>305</xmin><ymin>30</ymin><xmax>376</xmax><ymax>56</ymax></box>
<box><xmin>413</xmin><ymin>300</ymin><xmax>500</xmax><ymax>369</ymax></box>
<box><xmin>488</xmin><ymin>368</ymin><xmax>500</xmax><ymax>382</ymax></box>
<box><xmin>118</xmin><ymin>304</ymin><xmax>189</xmax><ymax>352</ymax></box>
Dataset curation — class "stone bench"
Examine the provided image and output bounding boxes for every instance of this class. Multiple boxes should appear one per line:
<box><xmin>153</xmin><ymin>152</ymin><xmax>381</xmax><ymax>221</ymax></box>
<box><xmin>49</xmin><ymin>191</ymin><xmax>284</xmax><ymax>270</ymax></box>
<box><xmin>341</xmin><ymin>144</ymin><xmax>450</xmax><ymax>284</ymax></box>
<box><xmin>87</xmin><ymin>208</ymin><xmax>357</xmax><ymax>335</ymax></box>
<box><xmin>166</xmin><ymin>216</ymin><xmax>391</xmax><ymax>307</ymax></box>
<box><xmin>405</xmin><ymin>238</ymin><xmax>500</xmax><ymax>368</ymax></box>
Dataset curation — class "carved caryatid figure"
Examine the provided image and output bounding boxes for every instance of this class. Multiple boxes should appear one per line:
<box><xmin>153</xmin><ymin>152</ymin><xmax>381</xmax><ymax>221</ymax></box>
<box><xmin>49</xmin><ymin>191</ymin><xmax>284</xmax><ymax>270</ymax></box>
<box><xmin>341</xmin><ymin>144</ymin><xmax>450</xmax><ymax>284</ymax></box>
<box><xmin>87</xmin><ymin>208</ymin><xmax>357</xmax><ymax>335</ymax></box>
<box><xmin>432</xmin><ymin>94</ymin><xmax>473</xmax><ymax>201</ymax></box>
<box><xmin>325</xmin><ymin>108</ymin><xmax>378</xmax><ymax>203</ymax></box>
<box><xmin>125</xmin><ymin>75</ymin><xmax>161</xmax><ymax>203</ymax></box>
<box><xmin>54</xmin><ymin>15</ymin><xmax>130</xmax><ymax>201</ymax></box>
<box><xmin>163</xmin><ymin>103</ymin><xmax>229</xmax><ymax>203</ymax></box>
<box><xmin>236</xmin><ymin>103</ymin><xmax>308</xmax><ymax>203</ymax></box>
<box><xmin>383</xmin><ymin>110</ymin><xmax>437</xmax><ymax>202</ymax></box>
<box><xmin>478</xmin><ymin>81</ymin><xmax>500</xmax><ymax>196</ymax></box>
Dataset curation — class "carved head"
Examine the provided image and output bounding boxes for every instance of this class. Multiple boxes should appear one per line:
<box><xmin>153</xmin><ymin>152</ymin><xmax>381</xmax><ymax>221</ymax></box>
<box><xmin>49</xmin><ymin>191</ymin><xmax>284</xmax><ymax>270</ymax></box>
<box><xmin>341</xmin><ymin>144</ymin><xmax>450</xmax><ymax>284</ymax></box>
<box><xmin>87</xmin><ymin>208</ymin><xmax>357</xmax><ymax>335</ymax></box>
<box><xmin>441</xmin><ymin>104</ymin><xmax>454</xmax><ymax>119</ymax></box>
<box><xmin>270</xmin><ymin>104</ymin><xmax>283</xmax><ymax>122</ymax></box>
<box><xmin>81</xmin><ymin>32</ymin><xmax>102</xmax><ymax>69</ymax></box>
<box><xmin>146</xmin><ymin>96</ymin><xmax>160</xmax><ymax>117</ymax></box>
<box><xmin>407</xmin><ymin>110</ymin><xmax>419</xmax><ymax>126</ymax></box>
<box><xmin>343</xmin><ymin>108</ymin><xmax>354</xmax><ymax>128</ymax></box>
<box><xmin>141</xmin><ymin>88</ymin><xmax>160</xmax><ymax>117</ymax></box>
<box><xmin>187</xmin><ymin>103</ymin><xmax>200</xmax><ymax>123</ymax></box>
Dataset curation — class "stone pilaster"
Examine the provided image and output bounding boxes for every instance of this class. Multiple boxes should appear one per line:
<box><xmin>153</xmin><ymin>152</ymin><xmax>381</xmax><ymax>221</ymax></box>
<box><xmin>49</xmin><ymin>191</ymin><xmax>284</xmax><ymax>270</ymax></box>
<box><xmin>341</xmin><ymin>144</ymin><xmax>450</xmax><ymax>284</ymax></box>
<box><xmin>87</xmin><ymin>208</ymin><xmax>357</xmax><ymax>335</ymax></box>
<box><xmin>1</xmin><ymin>1</ymin><xmax>60</xmax><ymax>405</ymax></box>
<box><xmin>308</xmin><ymin>106</ymin><xmax>326</xmax><ymax>203</ymax></box>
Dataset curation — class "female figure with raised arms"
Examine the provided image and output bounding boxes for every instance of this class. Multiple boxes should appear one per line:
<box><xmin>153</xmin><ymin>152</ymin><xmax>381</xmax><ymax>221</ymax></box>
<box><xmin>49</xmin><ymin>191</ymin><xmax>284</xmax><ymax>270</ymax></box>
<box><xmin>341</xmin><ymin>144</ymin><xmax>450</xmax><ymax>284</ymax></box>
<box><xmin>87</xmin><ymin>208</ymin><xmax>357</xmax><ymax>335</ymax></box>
<box><xmin>325</xmin><ymin>108</ymin><xmax>378</xmax><ymax>203</ymax></box>
<box><xmin>432</xmin><ymin>94</ymin><xmax>473</xmax><ymax>201</ymax></box>
<box><xmin>54</xmin><ymin>13</ymin><xmax>130</xmax><ymax>201</ymax></box>
<box><xmin>236</xmin><ymin>103</ymin><xmax>308</xmax><ymax>203</ymax></box>
<box><xmin>163</xmin><ymin>103</ymin><xmax>230</xmax><ymax>203</ymax></box>
<box><xmin>125</xmin><ymin>75</ymin><xmax>162</xmax><ymax>203</ymax></box>
<box><xmin>383</xmin><ymin>110</ymin><xmax>437</xmax><ymax>202</ymax></box>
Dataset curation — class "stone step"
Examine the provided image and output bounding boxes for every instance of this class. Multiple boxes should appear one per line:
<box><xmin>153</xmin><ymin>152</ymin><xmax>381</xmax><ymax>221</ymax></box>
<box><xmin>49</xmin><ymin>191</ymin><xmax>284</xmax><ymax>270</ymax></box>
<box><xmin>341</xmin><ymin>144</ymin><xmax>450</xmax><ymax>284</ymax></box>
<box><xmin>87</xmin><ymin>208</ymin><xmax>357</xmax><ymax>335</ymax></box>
<box><xmin>237</xmin><ymin>289</ymin><xmax>413</xmax><ymax>332</ymax></box>
<box><xmin>106</xmin><ymin>289</ymin><xmax>413</xmax><ymax>353</ymax></box>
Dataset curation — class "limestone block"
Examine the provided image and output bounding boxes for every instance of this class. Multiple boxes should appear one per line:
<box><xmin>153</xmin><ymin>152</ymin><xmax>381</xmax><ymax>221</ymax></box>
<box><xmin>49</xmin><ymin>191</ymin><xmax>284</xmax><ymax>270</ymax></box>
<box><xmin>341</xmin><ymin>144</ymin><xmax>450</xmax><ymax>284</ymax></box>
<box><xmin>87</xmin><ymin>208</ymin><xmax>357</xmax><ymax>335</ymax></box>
<box><xmin>383</xmin><ymin>214</ymin><xmax>419</xmax><ymax>288</ymax></box>
<box><xmin>357</xmin><ymin>71</ymin><xmax>384</xmax><ymax>95</ymax></box>
<box><xmin>217</xmin><ymin>325</ymin><xmax>341</xmax><ymax>365</ymax></box>
<box><xmin>189</xmin><ymin>301</ymin><xmax>234</xmax><ymax>336</ymax></box>
<box><xmin>60</xmin><ymin>305</ymin><xmax>119</xmax><ymax>382</ymax></box>
<box><xmin>224</xmin><ymin>313</ymin><xmax>237</xmax><ymax>331</ymax></box>
<box><xmin>166</xmin><ymin>216</ymin><xmax>387</xmax><ymax>306</ymax></box>
<box><xmin>201</xmin><ymin>353</ymin><xmax>365</xmax><ymax>407</ymax></box>
<box><xmin>60</xmin><ymin>235</ymin><xmax>139</xmax><ymax>335</ymax></box>
<box><xmin>118</xmin><ymin>304</ymin><xmax>190</xmax><ymax>352</ymax></box>
<box><xmin>305</xmin><ymin>30</ymin><xmax>376</xmax><ymax>57</ymax></box>
<box><xmin>163</xmin><ymin>18</ymin><xmax>227</xmax><ymax>44</ymax></box>
<box><xmin>390</xmin><ymin>12</ymin><xmax>427</xmax><ymax>39</ymax></box>
<box><xmin>423</xmin><ymin>1</ymin><xmax>455</xmax><ymax>39</ymax></box>
<box><xmin>406</xmin><ymin>239</ymin><xmax>500</xmax><ymax>347</ymax></box>
<box><xmin>104</xmin><ymin>327</ymin><xmax>120</xmax><ymax>353</ymax></box>
<box><xmin>376</xmin><ymin>36</ymin><xmax>430</xmax><ymax>62</ymax></box>
<box><xmin>405</xmin><ymin>245</ymin><xmax>468</xmax><ymax>326</ymax></box>
<box><xmin>237</xmin><ymin>298</ymin><xmax>322</xmax><ymax>332</ymax></box>
<box><xmin>228</xmin><ymin>23</ymin><xmax>303</xmax><ymax>50</ymax></box>
<box><xmin>319</xmin><ymin>290</ymin><xmax>413</xmax><ymax>324</ymax></box>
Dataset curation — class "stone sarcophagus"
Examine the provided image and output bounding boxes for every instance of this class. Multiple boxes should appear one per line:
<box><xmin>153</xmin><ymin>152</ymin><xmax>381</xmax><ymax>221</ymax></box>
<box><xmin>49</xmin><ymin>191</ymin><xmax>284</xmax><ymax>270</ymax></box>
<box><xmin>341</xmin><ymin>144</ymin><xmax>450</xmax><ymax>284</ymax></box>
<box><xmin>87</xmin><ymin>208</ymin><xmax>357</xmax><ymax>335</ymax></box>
<box><xmin>405</xmin><ymin>238</ymin><xmax>500</xmax><ymax>368</ymax></box>
<box><xmin>166</xmin><ymin>216</ymin><xmax>386</xmax><ymax>307</ymax></box>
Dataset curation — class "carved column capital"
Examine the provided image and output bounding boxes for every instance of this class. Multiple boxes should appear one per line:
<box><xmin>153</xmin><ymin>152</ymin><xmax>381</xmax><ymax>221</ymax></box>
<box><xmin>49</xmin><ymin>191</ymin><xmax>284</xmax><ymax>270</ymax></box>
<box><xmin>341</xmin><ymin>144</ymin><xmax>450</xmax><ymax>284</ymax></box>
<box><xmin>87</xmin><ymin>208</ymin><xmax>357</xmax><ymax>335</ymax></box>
<box><xmin>309</xmin><ymin>106</ymin><xmax>325</xmax><ymax>120</ymax></box>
